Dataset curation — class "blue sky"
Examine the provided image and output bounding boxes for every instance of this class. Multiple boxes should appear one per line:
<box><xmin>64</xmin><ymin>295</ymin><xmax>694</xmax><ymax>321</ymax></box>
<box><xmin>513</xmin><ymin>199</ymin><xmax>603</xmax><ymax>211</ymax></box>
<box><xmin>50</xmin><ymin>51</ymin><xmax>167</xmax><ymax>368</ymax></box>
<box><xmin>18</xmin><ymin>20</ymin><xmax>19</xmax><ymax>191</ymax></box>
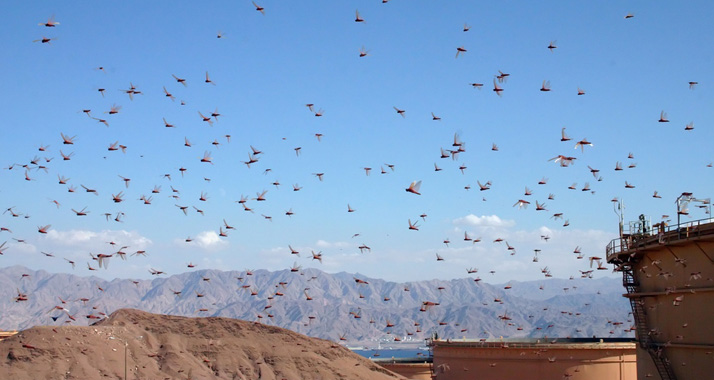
<box><xmin>1</xmin><ymin>1</ymin><xmax>712</xmax><ymax>284</ymax></box>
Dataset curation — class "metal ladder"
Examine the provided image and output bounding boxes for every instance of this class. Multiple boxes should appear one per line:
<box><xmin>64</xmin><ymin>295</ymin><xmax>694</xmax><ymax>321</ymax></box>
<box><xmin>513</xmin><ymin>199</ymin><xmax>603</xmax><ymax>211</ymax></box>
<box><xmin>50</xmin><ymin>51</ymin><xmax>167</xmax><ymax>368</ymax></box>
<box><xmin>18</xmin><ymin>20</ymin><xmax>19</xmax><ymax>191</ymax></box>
<box><xmin>622</xmin><ymin>266</ymin><xmax>677</xmax><ymax>380</ymax></box>
<box><xmin>426</xmin><ymin>338</ymin><xmax>436</xmax><ymax>379</ymax></box>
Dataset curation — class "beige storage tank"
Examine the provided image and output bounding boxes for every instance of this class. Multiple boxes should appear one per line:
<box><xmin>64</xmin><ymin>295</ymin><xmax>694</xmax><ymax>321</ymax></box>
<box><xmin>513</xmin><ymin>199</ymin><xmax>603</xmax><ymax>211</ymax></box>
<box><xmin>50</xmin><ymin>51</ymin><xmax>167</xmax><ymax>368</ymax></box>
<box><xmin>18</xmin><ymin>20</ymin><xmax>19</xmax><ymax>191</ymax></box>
<box><xmin>607</xmin><ymin>207</ymin><xmax>714</xmax><ymax>380</ymax></box>
<box><xmin>430</xmin><ymin>338</ymin><xmax>635</xmax><ymax>380</ymax></box>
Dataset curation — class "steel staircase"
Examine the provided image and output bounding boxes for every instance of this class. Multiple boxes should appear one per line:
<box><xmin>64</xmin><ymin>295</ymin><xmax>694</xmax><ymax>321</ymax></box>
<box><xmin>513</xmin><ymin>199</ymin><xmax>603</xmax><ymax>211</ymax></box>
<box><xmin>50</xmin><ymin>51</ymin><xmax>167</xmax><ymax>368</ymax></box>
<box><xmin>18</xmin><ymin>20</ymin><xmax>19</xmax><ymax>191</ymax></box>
<box><xmin>427</xmin><ymin>337</ymin><xmax>436</xmax><ymax>379</ymax></box>
<box><xmin>622</xmin><ymin>266</ymin><xmax>677</xmax><ymax>380</ymax></box>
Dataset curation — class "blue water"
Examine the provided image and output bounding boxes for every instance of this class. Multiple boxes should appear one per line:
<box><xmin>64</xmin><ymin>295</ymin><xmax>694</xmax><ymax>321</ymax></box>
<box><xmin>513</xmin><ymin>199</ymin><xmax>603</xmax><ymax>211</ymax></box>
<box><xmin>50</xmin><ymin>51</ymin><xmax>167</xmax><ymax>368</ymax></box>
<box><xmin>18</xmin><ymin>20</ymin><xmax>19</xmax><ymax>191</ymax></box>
<box><xmin>352</xmin><ymin>348</ymin><xmax>430</xmax><ymax>360</ymax></box>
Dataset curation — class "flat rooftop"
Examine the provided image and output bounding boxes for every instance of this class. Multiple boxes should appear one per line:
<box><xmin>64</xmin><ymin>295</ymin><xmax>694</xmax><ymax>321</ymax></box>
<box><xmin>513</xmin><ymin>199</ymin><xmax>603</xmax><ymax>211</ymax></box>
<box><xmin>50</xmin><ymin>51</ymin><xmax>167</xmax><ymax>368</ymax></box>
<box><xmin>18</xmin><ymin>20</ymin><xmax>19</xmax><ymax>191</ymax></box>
<box><xmin>431</xmin><ymin>338</ymin><xmax>636</xmax><ymax>350</ymax></box>
<box><xmin>0</xmin><ymin>331</ymin><xmax>18</xmax><ymax>340</ymax></box>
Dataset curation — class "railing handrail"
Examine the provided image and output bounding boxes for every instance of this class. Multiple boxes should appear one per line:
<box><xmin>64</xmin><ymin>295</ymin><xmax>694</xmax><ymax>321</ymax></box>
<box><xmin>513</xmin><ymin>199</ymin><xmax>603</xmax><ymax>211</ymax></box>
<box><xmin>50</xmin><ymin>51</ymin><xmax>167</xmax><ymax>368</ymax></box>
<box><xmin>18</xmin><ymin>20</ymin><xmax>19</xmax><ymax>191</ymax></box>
<box><xmin>606</xmin><ymin>217</ymin><xmax>714</xmax><ymax>260</ymax></box>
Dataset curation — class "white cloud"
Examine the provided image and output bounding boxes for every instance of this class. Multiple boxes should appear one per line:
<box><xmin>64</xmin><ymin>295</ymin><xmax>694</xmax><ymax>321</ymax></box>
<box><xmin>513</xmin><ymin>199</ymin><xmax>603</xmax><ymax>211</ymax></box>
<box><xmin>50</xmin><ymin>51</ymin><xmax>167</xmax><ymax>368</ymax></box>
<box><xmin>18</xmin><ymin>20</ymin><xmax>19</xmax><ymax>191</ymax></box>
<box><xmin>194</xmin><ymin>231</ymin><xmax>228</xmax><ymax>250</ymax></box>
<box><xmin>315</xmin><ymin>239</ymin><xmax>350</xmax><ymax>249</ymax></box>
<box><xmin>44</xmin><ymin>229</ymin><xmax>152</xmax><ymax>249</ymax></box>
<box><xmin>538</xmin><ymin>226</ymin><xmax>554</xmax><ymax>236</ymax></box>
<box><xmin>8</xmin><ymin>241</ymin><xmax>37</xmax><ymax>254</ymax></box>
<box><xmin>201</xmin><ymin>257</ymin><xmax>224</xmax><ymax>267</ymax></box>
<box><xmin>41</xmin><ymin>229</ymin><xmax>152</xmax><ymax>258</ymax></box>
<box><xmin>453</xmin><ymin>214</ymin><xmax>516</xmax><ymax>228</ymax></box>
<box><xmin>172</xmin><ymin>231</ymin><xmax>228</xmax><ymax>252</ymax></box>
<box><xmin>45</xmin><ymin>229</ymin><xmax>97</xmax><ymax>245</ymax></box>
<box><xmin>263</xmin><ymin>246</ymin><xmax>286</xmax><ymax>254</ymax></box>
<box><xmin>332</xmin><ymin>225</ymin><xmax>618</xmax><ymax>284</ymax></box>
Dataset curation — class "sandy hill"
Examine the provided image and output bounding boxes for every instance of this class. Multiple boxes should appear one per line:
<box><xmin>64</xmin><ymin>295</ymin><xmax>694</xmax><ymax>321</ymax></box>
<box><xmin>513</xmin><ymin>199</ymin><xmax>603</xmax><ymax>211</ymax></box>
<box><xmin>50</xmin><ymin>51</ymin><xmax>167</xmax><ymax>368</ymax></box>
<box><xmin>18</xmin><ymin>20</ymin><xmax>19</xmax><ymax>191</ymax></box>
<box><xmin>0</xmin><ymin>308</ymin><xmax>405</xmax><ymax>380</ymax></box>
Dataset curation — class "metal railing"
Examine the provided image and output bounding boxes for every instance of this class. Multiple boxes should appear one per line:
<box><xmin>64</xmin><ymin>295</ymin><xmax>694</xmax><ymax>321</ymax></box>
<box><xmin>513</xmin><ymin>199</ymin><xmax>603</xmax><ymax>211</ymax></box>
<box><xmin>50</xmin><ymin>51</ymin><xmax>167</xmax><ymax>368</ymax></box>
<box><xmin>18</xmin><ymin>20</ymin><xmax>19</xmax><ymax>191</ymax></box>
<box><xmin>606</xmin><ymin>217</ymin><xmax>714</xmax><ymax>261</ymax></box>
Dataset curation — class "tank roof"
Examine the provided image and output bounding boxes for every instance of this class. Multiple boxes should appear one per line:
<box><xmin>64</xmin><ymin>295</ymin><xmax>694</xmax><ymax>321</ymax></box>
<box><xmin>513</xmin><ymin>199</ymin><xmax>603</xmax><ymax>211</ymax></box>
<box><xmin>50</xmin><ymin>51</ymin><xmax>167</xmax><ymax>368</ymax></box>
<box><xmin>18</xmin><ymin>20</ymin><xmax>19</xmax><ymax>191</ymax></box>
<box><xmin>431</xmin><ymin>337</ymin><xmax>636</xmax><ymax>350</ymax></box>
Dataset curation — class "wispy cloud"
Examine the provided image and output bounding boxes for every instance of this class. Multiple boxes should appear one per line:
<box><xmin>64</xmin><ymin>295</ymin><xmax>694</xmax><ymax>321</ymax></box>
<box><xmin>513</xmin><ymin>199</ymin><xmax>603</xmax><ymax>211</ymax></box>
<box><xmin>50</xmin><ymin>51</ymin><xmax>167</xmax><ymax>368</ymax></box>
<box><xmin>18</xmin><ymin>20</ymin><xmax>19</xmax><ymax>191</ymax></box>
<box><xmin>7</xmin><ymin>241</ymin><xmax>37</xmax><ymax>254</ymax></box>
<box><xmin>45</xmin><ymin>229</ymin><xmax>97</xmax><ymax>245</ymax></box>
<box><xmin>453</xmin><ymin>214</ymin><xmax>516</xmax><ymax>228</ymax></box>
<box><xmin>43</xmin><ymin>229</ymin><xmax>152</xmax><ymax>253</ymax></box>
<box><xmin>315</xmin><ymin>239</ymin><xmax>350</xmax><ymax>249</ymax></box>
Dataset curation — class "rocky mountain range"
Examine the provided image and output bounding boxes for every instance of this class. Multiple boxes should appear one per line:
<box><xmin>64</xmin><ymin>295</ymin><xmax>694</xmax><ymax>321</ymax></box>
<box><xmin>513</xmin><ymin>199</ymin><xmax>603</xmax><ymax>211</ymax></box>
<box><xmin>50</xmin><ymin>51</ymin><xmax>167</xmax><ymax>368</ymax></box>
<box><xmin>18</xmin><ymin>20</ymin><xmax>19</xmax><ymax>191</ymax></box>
<box><xmin>1</xmin><ymin>266</ymin><xmax>632</xmax><ymax>345</ymax></box>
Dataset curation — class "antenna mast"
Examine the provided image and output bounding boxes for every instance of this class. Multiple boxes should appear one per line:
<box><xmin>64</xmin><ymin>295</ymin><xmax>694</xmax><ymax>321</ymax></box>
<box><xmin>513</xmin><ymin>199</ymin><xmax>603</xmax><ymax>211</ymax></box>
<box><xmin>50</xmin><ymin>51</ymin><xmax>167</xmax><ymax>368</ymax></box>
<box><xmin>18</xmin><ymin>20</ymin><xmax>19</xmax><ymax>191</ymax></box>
<box><xmin>614</xmin><ymin>199</ymin><xmax>625</xmax><ymax>238</ymax></box>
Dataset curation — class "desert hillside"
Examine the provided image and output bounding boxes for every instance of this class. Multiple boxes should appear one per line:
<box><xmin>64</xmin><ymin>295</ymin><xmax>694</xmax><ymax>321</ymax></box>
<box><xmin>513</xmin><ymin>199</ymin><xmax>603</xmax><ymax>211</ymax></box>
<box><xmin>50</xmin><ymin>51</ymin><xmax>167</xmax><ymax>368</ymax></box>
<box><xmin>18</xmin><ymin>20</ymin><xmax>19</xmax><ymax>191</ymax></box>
<box><xmin>0</xmin><ymin>308</ymin><xmax>405</xmax><ymax>380</ymax></box>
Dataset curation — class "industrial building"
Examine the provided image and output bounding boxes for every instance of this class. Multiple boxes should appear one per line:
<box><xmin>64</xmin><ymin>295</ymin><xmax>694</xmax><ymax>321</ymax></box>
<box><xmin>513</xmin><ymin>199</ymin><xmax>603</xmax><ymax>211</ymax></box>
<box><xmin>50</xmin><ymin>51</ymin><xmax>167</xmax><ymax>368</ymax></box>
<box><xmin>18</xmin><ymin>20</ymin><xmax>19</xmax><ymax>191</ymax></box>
<box><xmin>607</xmin><ymin>197</ymin><xmax>714</xmax><ymax>380</ymax></box>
